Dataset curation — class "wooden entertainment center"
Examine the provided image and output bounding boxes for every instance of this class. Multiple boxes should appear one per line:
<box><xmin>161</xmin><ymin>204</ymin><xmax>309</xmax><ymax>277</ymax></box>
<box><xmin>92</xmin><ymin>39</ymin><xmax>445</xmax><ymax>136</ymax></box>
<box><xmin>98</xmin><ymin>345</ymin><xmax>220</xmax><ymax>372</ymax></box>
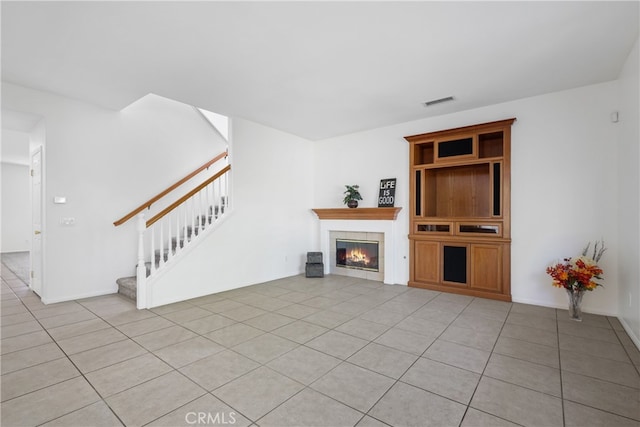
<box><xmin>405</xmin><ymin>118</ymin><xmax>515</xmax><ymax>301</ymax></box>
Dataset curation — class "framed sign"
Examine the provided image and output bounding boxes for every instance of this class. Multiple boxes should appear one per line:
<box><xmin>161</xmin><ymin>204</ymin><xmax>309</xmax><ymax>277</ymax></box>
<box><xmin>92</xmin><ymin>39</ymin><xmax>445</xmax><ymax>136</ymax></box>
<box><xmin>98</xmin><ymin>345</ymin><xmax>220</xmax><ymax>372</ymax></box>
<box><xmin>378</xmin><ymin>178</ymin><xmax>396</xmax><ymax>207</ymax></box>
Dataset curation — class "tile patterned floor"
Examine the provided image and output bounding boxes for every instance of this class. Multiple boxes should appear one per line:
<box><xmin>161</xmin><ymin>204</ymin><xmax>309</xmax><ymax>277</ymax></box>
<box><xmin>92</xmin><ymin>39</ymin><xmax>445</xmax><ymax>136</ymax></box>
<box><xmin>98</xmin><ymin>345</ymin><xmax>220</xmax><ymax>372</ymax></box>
<box><xmin>1</xmin><ymin>262</ymin><xmax>639</xmax><ymax>426</ymax></box>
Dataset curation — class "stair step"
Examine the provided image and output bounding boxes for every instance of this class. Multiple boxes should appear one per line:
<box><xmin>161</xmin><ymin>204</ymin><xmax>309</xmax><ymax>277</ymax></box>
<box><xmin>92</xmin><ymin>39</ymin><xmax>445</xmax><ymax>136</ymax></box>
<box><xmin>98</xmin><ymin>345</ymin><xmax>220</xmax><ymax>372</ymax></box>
<box><xmin>154</xmin><ymin>248</ymin><xmax>170</xmax><ymax>263</ymax></box>
<box><xmin>116</xmin><ymin>276</ymin><xmax>136</xmax><ymax>301</ymax></box>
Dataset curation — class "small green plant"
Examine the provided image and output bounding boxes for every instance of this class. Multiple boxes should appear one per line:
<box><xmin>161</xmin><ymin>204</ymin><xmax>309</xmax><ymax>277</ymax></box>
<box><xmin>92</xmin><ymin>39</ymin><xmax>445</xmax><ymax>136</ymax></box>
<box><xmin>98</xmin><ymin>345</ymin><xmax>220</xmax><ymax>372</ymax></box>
<box><xmin>343</xmin><ymin>185</ymin><xmax>363</xmax><ymax>205</ymax></box>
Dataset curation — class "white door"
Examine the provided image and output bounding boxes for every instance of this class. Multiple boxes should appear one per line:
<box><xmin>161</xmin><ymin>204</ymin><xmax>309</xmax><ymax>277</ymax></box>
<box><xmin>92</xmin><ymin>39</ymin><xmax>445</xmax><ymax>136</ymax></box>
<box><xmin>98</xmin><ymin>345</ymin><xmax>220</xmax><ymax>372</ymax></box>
<box><xmin>31</xmin><ymin>147</ymin><xmax>43</xmax><ymax>296</ymax></box>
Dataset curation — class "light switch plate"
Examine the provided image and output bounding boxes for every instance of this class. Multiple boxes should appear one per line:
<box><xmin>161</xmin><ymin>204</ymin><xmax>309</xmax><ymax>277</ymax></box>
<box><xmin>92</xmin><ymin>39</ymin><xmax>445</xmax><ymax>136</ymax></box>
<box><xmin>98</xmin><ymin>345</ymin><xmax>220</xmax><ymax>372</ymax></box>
<box><xmin>60</xmin><ymin>217</ymin><xmax>76</xmax><ymax>226</ymax></box>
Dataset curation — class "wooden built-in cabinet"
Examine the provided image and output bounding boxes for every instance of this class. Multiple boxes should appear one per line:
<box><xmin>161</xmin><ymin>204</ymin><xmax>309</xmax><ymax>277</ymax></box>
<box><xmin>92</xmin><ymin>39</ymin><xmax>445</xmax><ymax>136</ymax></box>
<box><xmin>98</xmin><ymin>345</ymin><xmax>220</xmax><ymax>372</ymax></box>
<box><xmin>405</xmin><ymin>119</ymin><xmax>515</xmax><ymax>301</ymax></box>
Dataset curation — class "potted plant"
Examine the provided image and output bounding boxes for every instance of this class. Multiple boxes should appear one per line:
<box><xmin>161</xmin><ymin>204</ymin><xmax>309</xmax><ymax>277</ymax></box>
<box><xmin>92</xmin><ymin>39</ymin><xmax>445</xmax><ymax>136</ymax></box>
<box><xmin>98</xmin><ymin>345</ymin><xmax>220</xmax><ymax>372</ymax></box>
<box><xmin>343</xmin><ymin>185</ymin><xmax>362</xmax><ymax>208</ymax></box>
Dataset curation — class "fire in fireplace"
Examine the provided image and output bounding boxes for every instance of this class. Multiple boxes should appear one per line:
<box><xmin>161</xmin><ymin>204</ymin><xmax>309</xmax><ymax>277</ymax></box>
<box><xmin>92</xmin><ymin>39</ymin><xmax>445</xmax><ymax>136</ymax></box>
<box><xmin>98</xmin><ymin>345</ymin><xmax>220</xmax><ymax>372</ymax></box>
<box><xmin>336</xmin><ymin>239</ymin><xmax>379</xmax><ymax>272</ymax></box>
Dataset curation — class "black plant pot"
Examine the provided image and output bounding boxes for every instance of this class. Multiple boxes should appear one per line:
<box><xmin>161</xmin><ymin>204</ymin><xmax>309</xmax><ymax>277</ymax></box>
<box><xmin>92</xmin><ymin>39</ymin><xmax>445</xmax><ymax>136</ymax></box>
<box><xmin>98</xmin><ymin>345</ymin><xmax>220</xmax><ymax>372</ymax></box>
<box><xmin>347</xmin><ymin>200</ymin><xmax>358</xmax><ymax>208</ymax></box>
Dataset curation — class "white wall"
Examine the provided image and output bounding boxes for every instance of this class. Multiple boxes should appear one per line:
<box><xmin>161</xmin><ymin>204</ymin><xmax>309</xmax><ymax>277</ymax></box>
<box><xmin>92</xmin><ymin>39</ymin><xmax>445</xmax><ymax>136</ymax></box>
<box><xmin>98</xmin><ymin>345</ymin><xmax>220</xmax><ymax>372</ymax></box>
<box><xmin>1</xmin><ymin>163</ymin><xmax>31</xmax><ymax>253</ymax></box>
<box><xmin>2</xmin><ymin>128</ymin><xmax>30</xmax><ymax>164</ymax></box>
<box><xmin>148</xmin><ymin>118</ymin><xmax>316</xmax><ymax>306</ymax></box>
<box><xmin>314</xmin><ymin>81</ymin><xmax>621</xmax><ymax>316</ymax></box>
<box><xmin>1</xmin><ymin>150</ymin><xmax>31</xmax><ymax>252</ymax></box>
<box><xmin>312</xmin><ymin>125</ymin><xmax>411</xmax><ymax>285</ymax></box>
<box><xmin>1</xmin><ymin>83</ymin><xmax>227</xmax><ymax>303</ymax></box>
<box><xmin>1</xmin><ymin>129</ymin><xmax>31</xmax><ymax>252</ymax></box>
<box><xmin>617</xmin><ymin>37</ymin><xmax>640</xmax><ymax>344</ymax></box>
<box><xmin>2</xmin><ymin>59</ymin><xmax>635</xmax><ymax>321</ymax></box>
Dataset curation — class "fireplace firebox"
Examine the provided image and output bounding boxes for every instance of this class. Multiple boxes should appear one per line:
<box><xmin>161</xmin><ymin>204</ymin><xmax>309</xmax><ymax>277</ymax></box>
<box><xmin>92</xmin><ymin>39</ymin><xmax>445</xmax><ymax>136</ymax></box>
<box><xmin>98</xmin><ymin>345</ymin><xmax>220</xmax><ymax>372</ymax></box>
<box><xmin>336</xmin><ymin>239</ymin><xmax>379</xmax><ymax>272</ymax></box>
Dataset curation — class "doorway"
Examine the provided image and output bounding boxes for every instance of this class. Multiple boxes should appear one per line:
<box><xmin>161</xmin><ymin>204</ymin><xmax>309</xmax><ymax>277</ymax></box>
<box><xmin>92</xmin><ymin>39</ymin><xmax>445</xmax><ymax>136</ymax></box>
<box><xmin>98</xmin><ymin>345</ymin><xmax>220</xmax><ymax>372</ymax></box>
<box><xmin>1</xmin><ymin>110</ymin><xmax>45</xmax><ymax>296</ymax></box>
<box><xmin>31</xmin><ymin>146</ymin><xmax>43</xmax><ymax>296</ymax></box>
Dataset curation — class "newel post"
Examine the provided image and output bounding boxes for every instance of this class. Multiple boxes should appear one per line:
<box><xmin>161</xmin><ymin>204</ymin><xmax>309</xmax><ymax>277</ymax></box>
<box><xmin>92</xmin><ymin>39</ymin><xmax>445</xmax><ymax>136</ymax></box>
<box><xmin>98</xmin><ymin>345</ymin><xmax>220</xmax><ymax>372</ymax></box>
<box><xmin>136</xmin><ymin>213</ymin><xmax>148</xmax><ymax>309</ymax></box>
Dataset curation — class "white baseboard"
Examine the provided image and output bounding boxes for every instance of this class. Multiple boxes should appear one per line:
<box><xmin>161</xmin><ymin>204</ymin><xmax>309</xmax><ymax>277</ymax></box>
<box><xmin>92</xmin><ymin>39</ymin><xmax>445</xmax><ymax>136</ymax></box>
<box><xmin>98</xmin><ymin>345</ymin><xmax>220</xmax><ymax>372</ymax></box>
<box><xmin>41</xmin><ymin>287</ymin><xmax>118</xmax><ymax>305</ymax></box>
<box><xmin>619</xmin><ymin>316</ymin><xmax>640</xmax><ymax>351</ymax></box>
<box><xmin>511</xmin><ymin>295</ymin><xmax>618</xmax><ymax>317</ymax></box>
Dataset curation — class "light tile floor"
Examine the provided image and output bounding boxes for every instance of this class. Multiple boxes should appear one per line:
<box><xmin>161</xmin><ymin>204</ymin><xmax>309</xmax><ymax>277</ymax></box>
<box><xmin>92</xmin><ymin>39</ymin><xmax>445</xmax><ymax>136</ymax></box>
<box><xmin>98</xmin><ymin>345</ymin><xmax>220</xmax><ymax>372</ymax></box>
<box><xmin>1</xmin><ymin>262</ymin><xmax>639</xmax><ymax>426</ymax></box>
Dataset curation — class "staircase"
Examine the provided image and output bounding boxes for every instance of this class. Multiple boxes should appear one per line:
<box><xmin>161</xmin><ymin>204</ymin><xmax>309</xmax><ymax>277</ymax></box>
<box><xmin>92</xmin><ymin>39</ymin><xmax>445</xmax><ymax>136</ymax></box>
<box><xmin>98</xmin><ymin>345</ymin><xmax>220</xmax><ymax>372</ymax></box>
<box><xmin>113</xmin><ymin>150</ymin><xmax>230</xmax><ymax>309</ymax></box>
<box><xmin>116</xmin><ymin>199</ymin><xmax>227</xmax><ymax>303</ymax></box>
<box><xmin>116</xmin><ymin>277</ymin><xmax>137</xmax><ymax>301</ymax></box>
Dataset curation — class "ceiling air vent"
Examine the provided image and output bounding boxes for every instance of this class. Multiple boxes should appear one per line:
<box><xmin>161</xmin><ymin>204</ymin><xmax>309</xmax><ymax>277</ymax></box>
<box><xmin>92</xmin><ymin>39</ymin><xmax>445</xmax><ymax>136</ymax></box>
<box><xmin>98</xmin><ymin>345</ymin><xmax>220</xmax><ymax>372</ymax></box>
<box><xmin>424</xmin><ymin>96</ymin><xmax>454</xmax><ymax>107</ymax></box>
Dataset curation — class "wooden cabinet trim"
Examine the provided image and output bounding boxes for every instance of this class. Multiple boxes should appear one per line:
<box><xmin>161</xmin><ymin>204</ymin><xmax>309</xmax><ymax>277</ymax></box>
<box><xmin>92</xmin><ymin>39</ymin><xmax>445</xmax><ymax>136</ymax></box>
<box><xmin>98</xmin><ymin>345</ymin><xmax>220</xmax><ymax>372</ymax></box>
<box><xmin>405</xmin><ymin>118</ymin><xmax>516</xmax><ymax>144</ymax></box>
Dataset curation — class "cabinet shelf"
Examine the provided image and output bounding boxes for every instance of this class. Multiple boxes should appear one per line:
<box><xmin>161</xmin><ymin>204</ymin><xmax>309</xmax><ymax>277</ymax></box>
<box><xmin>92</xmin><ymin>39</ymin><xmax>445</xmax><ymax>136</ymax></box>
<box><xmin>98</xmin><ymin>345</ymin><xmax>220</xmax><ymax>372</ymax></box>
<box><xmin>405</xmin><ymin>118</ymin><xmax>515</xmax><ymax>302</ymax></box>
<box><xmin>413</xmin><ymin>157</ymin><xmax>501</xmax><ymax>170</ymax></box>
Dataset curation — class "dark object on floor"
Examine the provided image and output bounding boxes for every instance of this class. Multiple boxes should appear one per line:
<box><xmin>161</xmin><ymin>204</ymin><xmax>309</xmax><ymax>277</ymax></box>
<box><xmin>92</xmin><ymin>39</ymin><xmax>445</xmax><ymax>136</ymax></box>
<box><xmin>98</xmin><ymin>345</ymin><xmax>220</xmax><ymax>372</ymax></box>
<box><xmin>306</xmin><ymin>252</ymin><xmax>324</xmax><ymax>278</ymax></box>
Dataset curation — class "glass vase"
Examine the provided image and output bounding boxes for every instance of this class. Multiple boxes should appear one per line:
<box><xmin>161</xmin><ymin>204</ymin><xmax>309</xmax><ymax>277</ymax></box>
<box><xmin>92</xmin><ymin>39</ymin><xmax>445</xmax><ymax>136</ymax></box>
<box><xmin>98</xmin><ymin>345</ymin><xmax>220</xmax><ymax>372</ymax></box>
<box><xmin>566</xmin><ymin>288</ymin><xmax>585</xmax><ymax>321</ymax></box>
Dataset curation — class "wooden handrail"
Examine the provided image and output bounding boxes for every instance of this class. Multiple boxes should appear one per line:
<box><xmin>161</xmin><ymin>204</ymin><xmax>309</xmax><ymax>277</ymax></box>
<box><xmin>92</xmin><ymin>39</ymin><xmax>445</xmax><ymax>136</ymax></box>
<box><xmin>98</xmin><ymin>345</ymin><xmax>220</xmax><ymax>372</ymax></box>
<box><xmin>113</xmin><ymin>150</ymin><xmax>228</xmax><ymax>226</ymax></box>
<box><xmin>146</xmin><ymin>164</ymin><xmax>231</xmax><ymax>228</ymax></box>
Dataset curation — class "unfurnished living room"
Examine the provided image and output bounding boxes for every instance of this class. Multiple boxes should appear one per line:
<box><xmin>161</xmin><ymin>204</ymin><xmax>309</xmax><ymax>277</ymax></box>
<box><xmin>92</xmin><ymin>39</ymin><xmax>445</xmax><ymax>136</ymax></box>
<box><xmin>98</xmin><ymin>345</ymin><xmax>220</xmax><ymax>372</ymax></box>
<box><xmin>1</xmin><ymin>2</ymin><xmax>639</xmax><ymax>426</ymax></box>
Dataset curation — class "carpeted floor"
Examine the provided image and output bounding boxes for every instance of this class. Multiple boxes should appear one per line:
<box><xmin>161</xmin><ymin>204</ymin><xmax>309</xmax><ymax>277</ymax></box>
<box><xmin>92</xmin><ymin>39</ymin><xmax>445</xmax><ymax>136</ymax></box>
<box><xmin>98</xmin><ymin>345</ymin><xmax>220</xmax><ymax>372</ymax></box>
<box><xmin>0</xmin><ymin>251</ymin><xmax>29</xmax><ymax>283</ymax></box>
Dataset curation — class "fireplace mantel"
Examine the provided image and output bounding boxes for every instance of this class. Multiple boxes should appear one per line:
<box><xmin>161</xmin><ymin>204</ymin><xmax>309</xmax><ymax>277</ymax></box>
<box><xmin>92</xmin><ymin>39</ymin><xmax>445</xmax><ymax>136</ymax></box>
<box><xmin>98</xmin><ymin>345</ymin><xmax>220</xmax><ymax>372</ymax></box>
<box><xmin>312</xmin><ymin>207</ymin><xmax>402</xmax><ymax>221</ymax></box>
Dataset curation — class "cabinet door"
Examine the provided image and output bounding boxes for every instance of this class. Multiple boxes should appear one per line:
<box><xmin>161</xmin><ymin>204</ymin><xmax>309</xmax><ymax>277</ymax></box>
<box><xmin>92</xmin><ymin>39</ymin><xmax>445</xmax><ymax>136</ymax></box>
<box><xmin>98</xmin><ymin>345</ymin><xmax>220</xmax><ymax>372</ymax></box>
<box><xmin>442</xmin><ymin>244</ymin><xmax>468</xmax><ymax>285</ymax></box>
<box><xmin>470</xmin><ymin>244</ymin><xmax>502</xmax><ymax>292</ymax></box>
<box><xmin>414</xmin><ymin>241</ymin><xmax>439</xmax><ymax>283</ymax></box>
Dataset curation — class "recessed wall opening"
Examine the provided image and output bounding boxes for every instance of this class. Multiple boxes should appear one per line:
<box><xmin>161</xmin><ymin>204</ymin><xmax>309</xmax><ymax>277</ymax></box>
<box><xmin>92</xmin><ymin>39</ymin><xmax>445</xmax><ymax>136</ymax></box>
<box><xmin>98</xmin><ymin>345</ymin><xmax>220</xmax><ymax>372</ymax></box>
<box><xmin>336</xmin><ymin>239</ymin><xmax>379</xmax><ymax>272</ymax></box>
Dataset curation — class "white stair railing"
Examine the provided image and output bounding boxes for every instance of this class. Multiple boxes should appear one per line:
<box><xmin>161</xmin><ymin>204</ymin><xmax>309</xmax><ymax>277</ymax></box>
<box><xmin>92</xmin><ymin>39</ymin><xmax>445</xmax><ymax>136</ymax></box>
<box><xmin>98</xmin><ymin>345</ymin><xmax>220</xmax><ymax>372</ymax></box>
<box><xmin>135</xmin><ymin>165</ymin><xmax>230</xmax><ymax>309</ymax></box>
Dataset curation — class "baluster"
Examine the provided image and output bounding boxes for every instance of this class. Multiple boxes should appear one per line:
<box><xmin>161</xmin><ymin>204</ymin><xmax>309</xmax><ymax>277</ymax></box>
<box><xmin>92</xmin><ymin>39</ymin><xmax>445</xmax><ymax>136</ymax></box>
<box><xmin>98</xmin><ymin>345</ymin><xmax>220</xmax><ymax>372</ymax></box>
<box><xmin>213</xmin><ymin>179</ymin><xmax>218</xmax><ymax>218</ymax></box>
<box><xmin>174</xmin><ymin>210</ymin><xmax>179</xmax><ymax>253</ymax></box>
<box><xmin>175</xmin><ymin>206</ymin><xmax>181</xmax><ymax>254</ymax></box>
<box><xmin>202</xmin><ymin>190</ymin><xmax>207</xmax><ymax>229</ymax></box>
<box><xmin>180</xmin><ymin>204</ymin><xmax>185</xmax><ymax>247</ymax></box>
<box><xmin>202</xmin><ymin>190</ymin><xmax>206</xmax><ymax>228</ymax></box>
<box><xmin>206</xmin><ymin>183</ymin><xmax>212</xmax><ymax>225</ymax></box>
<box><xmin>183</xmin><ymin>203</ymin><xmax>188</xmax><ymax>247</ymax></box>
<box><xmin>136</xmin><ymin>214</ymin><xmax>147</xmax><ymax>309</ymax></box>
<box><xmin>190</xmin><ymin>196</ymin><xmax>196</xmax><ymax>241</ymax></box>
<box><xmin>172</xmin><ymin>212</ymin><xmax>177</xmax><ymax>257</ymax></box>
<box><xmin>196</xmin><ymin>192</ymin><xmax>201</xmax><ymax>233</ymax></box>
<box><xmin>201</xmin><ymin>187</ymin><xmax>207</xmax><ymax>229</ymax></box>
<box><xmin>214</xmin><ymin>180</ymin><xmax>219</xmax><ymax>219</ymax></box>
<box><xmin>198</xmin><ymin>191</ymin><xmax>204</xmax><ymax>233</ymax></box>
<box><xmin>220</xmin><ymin>175</ymin><xmax>224</xmax><ymax>214</ymax></box>
<box><xmin>150</xmin><ymin>226</ymin><xmax>156</xmax><ymax>275</ymax></box>
<box><xmin>173</xmin><ymin>206</ymin><xmax>178</xmax><ymax>255</ymax></box>
<box><xmin>159</xmin><ymin>219</ymin><xmax>165</xmax><ymax>268</ymax></box>
<box><xmin>185</xmin><ymin>202</ymin><xmax>189</xmax><ymax>243</ymax></box>
<box><xmin>193</xmin><ymin>195</ymin><xmax>199</xmax><ymax>235</ymax></box>
<box><xmin>212</xmin><ymin>178</ymin><xmax>218</xmax><ymax>219</ymax></box>
<box><xmin>222</xmin><ymin>172</ymin><xmax>227</xmax><ymax>212</ymax></box>
<box><xmin>166</xmin><ymin>214</ymin><xmax>173</xmax><ymax>262</ymax></box>
<box><xmin>215</xmin><ymin>177</ymin><xmax>223</xmax><ymax>217</ymax></box>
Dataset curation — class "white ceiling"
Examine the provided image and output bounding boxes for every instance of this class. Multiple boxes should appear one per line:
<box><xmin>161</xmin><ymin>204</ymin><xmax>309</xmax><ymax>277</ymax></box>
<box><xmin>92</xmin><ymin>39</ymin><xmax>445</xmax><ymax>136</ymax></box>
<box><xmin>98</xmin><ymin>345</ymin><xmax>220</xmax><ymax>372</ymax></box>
<box><xmin>2</xmin><ymin>1</ymin><xmax>638</xmax><ymax>140</ymax></box>
<box><xmin>1</xmin><ymin>109</ymin><xmax>42</xmax><ymax>133</ymax></box>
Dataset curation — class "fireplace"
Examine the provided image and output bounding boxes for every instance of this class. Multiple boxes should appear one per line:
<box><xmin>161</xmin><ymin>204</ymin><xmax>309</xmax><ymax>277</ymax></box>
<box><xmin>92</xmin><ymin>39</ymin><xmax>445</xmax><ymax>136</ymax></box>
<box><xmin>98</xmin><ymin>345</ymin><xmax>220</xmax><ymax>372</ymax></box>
<box><xmin>314</xmin><ymin>209</ymin><xmax>403</xmax><ymax>284</ymax></box>
<box><xmin>336</xmin><ymin>239</ymin><xmax>379</xmax><ymax>272</ymax></box>
<box><xmin>329</xmin><ymin>231</ymin><xmax>384</xmax><ymax>281</ymax></box>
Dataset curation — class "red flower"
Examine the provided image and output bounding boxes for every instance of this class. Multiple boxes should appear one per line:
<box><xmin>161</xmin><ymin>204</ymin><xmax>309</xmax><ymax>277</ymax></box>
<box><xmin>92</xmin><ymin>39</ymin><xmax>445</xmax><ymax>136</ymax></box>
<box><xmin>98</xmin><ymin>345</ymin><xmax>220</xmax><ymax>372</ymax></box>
<box><xmin>546</xmin><ymin>253</ymin><xmax>604</xmax><ymax>292</ymax></box>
